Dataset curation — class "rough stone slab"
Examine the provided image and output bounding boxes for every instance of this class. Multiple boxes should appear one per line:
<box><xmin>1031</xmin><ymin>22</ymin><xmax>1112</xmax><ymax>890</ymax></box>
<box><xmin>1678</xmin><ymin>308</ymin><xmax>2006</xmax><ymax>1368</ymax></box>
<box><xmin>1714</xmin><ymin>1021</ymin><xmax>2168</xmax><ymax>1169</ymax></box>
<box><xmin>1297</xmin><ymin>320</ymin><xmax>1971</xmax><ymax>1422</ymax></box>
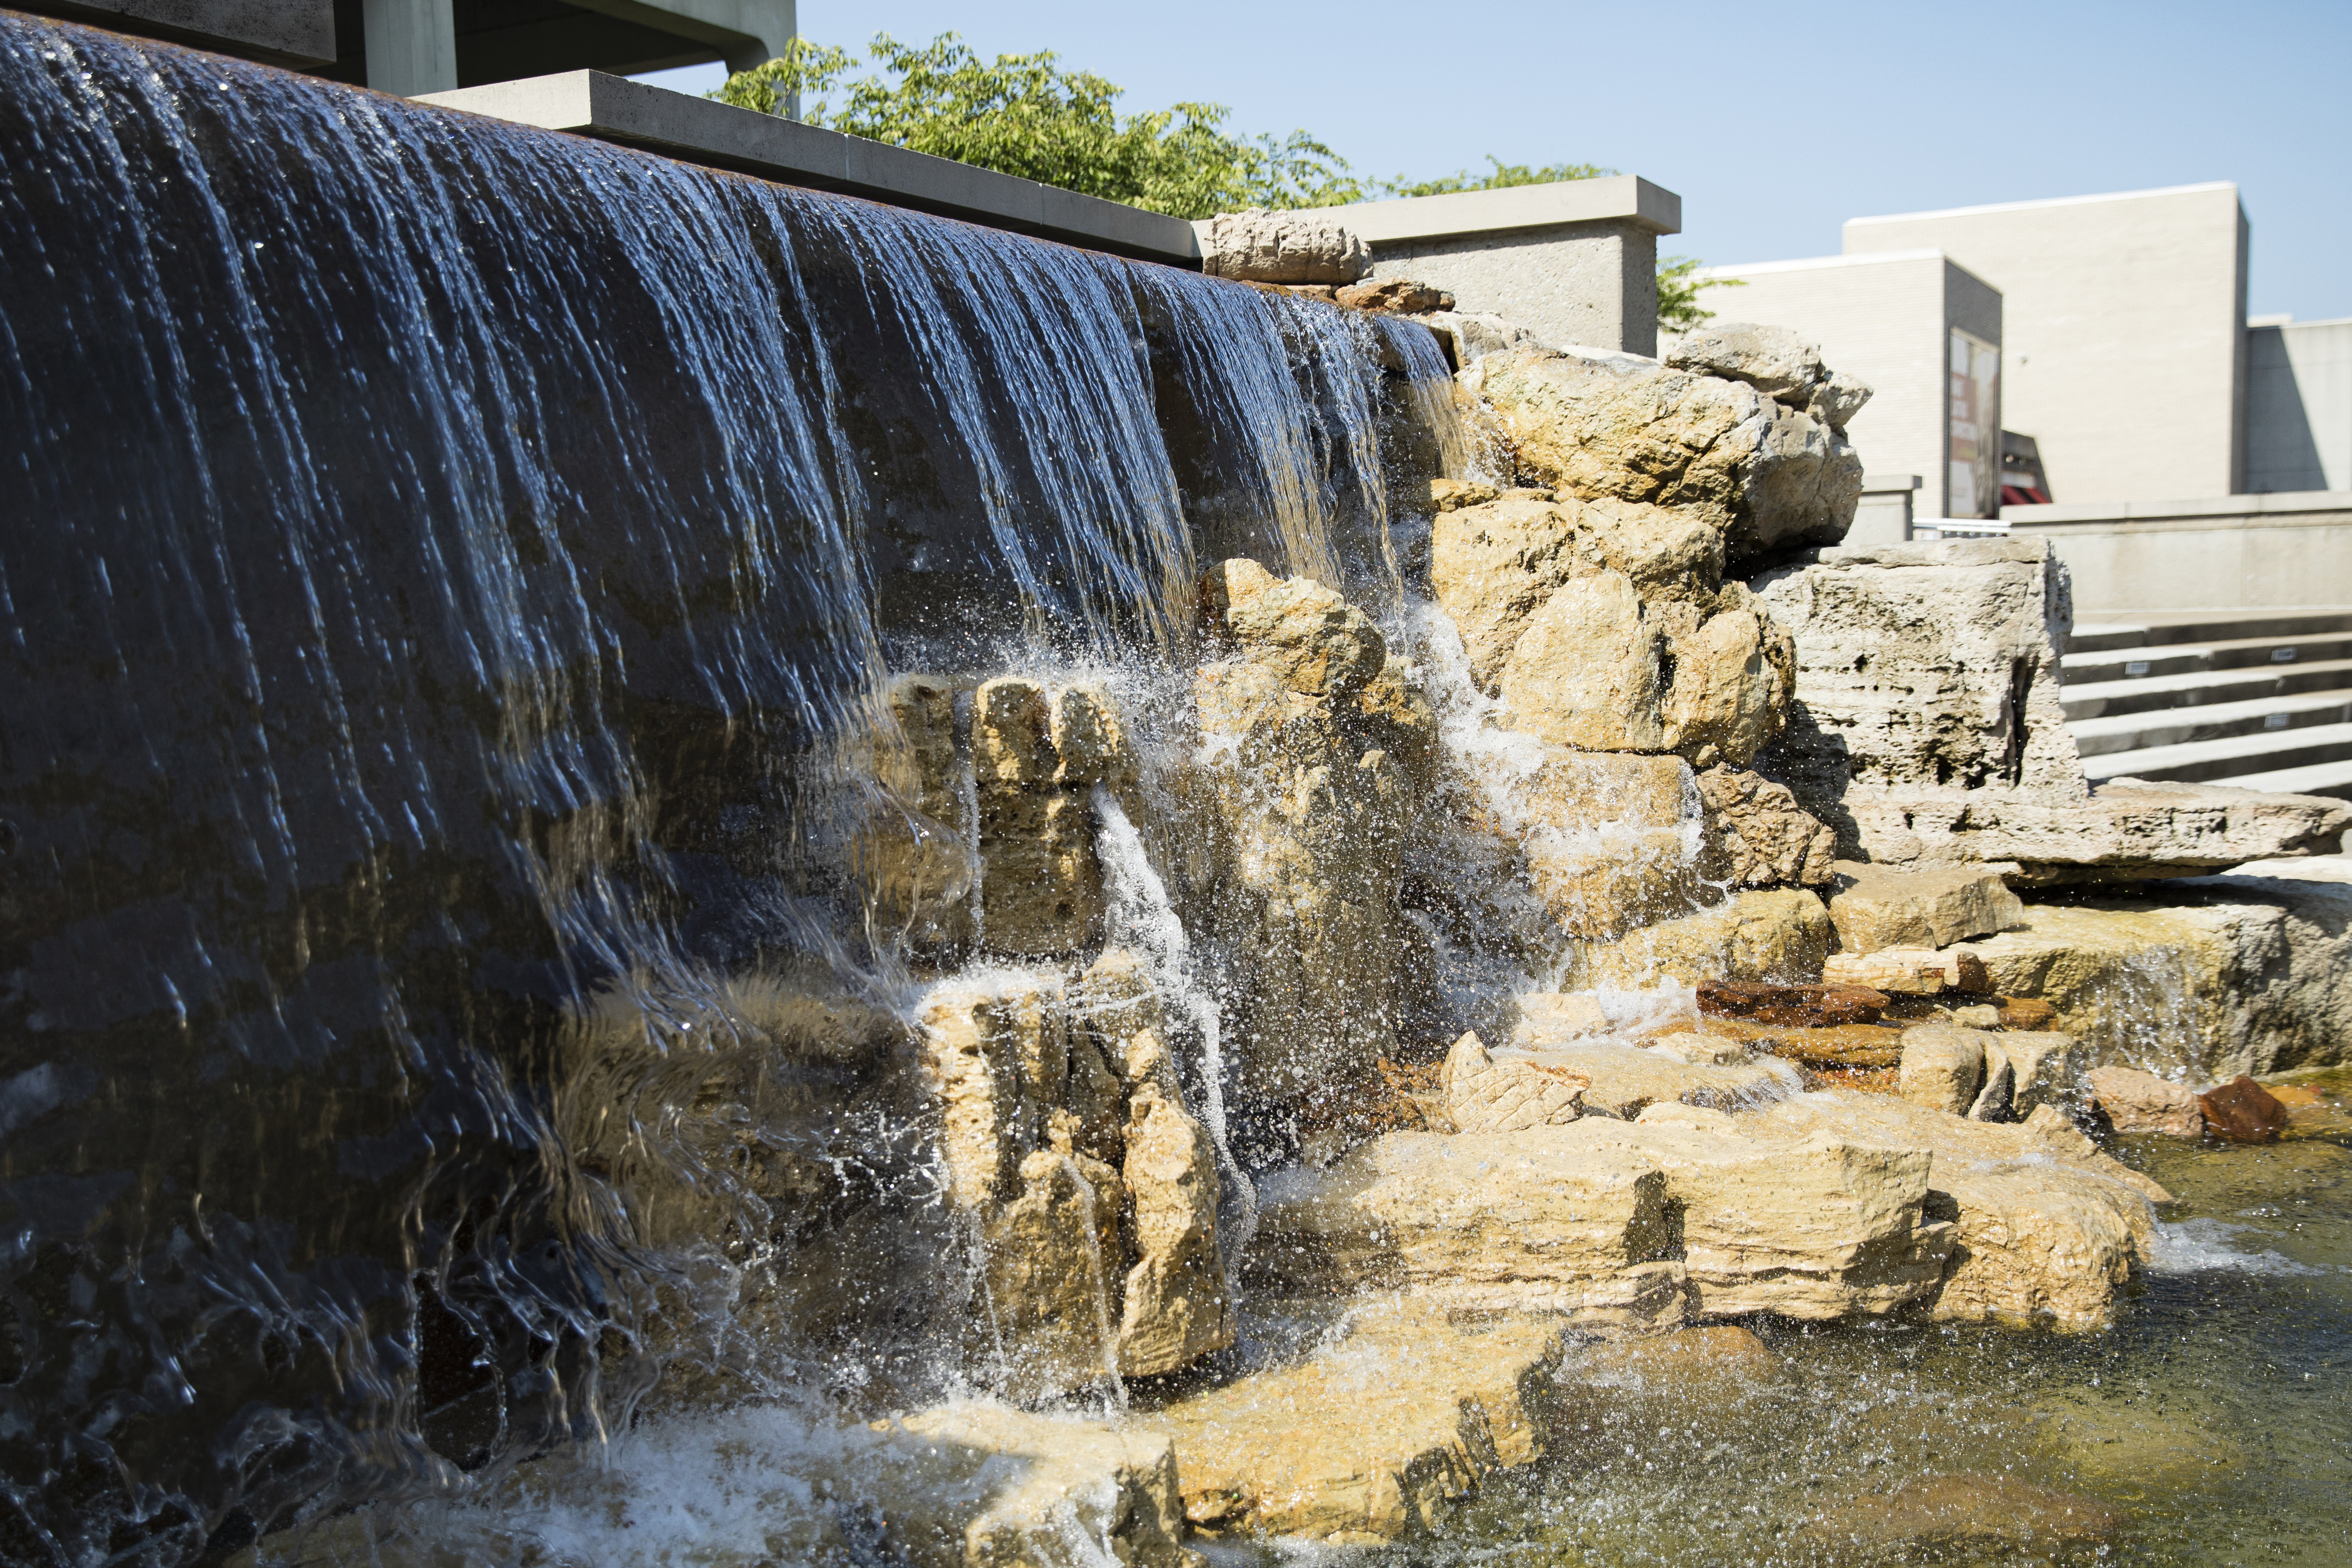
<box><xmin>1966</xmin><ymin>880</ymin><xmax>2352</xmax><ymax>1079</ymax></box>
<box><xmin>1823</xmin><ymin>945</ymin><xmax>1990</xmax><ymax>993</ymax></box>
<box><xmin>1554</xmin><ymin>1120</ymin><xmax>1952</xmax><ymax>1319</ymax></box>
<box><xmin>1571</xmin><ymin>888</ymin><xmax>1835</xmax><ymax>990</ymax></box>
<box><xmin>1489</xmin><ymin>1040</ymin><xmax>1801</xmax><ymax>1119</ymax></box>
<box><xmin>1828</xmin><ymin>860</ymin><xmax>2024</xmax><ymax>951</ymax></box>
<box><xmin>1748</xmin><ymin>1093</ymin><xmax>2167</xmax><ymax>1330</ymax></box>
<box><xmin>1151</xmin><ymin>1300</ymin><xmax>1567</xmax><ymax>1544</ymax></box>
<box><xmin>1250</xmin><ymin>1131</ymin><xmax>1685</xmax><ymax>1327</ymax></box>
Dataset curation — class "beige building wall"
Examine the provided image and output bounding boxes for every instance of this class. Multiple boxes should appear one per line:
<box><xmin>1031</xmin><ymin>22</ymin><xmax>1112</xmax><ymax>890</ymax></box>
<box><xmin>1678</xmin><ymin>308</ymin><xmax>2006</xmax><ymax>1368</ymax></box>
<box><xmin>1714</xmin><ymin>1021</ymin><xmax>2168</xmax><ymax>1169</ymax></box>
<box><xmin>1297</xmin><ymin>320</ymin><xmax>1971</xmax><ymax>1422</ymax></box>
<box><xmin>1682</xmin><ymin>250</ymin><xmax>2001</xmax><ymax>519</ymax></box>
<box><xmin>1843</xmin><ymin>183</ymin><xmax>2248</xmax><ymax>506</ymax></box>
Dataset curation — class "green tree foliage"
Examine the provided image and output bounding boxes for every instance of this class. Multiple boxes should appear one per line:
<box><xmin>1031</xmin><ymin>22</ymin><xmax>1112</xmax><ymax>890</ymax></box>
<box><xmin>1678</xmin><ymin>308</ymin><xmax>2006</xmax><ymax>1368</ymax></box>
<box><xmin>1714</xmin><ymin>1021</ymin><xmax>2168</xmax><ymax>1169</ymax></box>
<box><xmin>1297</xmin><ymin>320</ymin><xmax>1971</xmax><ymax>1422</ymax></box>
<box><xmin>1655</xmin><ymin>254</ymin><xmax>1742</xmax><ymax>331</ymax></box>
<box><xmin>714</xmin><ymin>34</ymin><xmax>1361</xmax><ymax>218</ymax></box>
<box><xmin>715</xmin><ymin>38</ymin><xmax>1730</xmax><ymax>312</ymax></box>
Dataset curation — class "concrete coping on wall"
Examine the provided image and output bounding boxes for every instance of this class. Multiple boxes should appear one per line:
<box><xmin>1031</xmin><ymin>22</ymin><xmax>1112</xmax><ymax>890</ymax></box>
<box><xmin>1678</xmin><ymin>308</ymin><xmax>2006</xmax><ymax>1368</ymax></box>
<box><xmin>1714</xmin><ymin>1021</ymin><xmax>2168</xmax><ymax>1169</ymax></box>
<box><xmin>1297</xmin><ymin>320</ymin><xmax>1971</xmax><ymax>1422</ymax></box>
<box><xmin>1862</xmin><ymin>473</ymin><xmax>1924</xmax><ymax>494</ymax></box>
<box><xmin>416</xmin><ymin>71</ymin><xmax>1205</xmax><ymax>265</ymax></box>
<box><xmin>1292</xmin><ymin>175</ymin><xmax>1681</xmax><ymax>248</ymax></box>
<box><xmin>2004</xmin><ymin>491</ymin><xmax>2352</xmax><ymax>528</ymax></box>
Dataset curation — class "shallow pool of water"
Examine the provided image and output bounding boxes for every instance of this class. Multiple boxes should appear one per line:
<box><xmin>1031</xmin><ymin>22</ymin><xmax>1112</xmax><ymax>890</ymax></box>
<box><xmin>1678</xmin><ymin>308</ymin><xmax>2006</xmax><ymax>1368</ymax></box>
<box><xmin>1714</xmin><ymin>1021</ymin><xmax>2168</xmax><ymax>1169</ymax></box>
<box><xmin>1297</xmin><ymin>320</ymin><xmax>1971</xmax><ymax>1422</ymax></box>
<box><xmin>1385</xmin><ymin>1075</ymin><xmax>2352</xmax><ymax>1566</ymax></box>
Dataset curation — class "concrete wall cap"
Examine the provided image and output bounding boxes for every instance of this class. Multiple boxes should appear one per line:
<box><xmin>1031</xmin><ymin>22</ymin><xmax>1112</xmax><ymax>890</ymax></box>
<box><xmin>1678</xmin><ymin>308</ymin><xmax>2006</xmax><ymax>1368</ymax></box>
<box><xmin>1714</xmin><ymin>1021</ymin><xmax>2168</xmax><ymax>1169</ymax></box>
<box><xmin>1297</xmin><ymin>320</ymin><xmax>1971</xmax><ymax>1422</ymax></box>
<box><xmin>2004</xmin><ymin>491</ymin><xmax>2352</xmax><ymax>527</ymax></box>
<box><xmin>1311</xmin><ymin>175</ymin><xmax>1680</xmax><ymax>245</ymax></box>
<box><xmin>417</xmin><ymin>72</ymin><xmax>1204</xmax><ymax>265</ymax></box>
<box><xmin>1862</xmin><ymin>474</ymin><xmax>1924</xmax><ymax>492</ymax></box>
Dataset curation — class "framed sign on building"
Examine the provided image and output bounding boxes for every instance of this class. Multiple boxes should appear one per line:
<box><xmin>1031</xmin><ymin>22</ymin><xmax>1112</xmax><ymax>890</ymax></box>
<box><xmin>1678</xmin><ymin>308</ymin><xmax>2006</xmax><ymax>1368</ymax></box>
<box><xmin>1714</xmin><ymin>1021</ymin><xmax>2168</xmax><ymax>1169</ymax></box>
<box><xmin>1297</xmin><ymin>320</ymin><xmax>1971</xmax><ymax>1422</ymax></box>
<box><xmin>1948</xmin><ymin>328</ymin><xmax>2001</xmax><ymax>518</ymax></box>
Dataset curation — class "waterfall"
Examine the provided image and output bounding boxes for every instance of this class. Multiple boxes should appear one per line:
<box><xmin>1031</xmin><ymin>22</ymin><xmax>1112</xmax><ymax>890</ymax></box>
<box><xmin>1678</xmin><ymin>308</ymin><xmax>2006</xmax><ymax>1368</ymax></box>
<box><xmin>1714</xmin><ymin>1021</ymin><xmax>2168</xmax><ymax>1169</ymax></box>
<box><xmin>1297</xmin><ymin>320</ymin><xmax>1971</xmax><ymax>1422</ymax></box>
<box><xmin>0</xmin><ymin>11</ymin><xmax>1449</xmax><ymax>1556</ymax></box>
<box><xmin>1090</xmin><ymin>785</ymin><xmax>1257</xmax><ymax>1268</ymax></box>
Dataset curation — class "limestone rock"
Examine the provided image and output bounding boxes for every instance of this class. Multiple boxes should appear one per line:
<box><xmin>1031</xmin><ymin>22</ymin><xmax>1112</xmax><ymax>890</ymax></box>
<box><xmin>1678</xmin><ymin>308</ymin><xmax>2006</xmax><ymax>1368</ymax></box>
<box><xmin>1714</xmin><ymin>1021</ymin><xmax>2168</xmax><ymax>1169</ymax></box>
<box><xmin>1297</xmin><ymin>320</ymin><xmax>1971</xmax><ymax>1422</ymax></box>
<box><xmin>1156</xmin><ymin>1301</ymin><xmax>1568</xmax><ymax>1543</ymax></box>
<box><xmin>1966</xmin><ymin>880</ymin><xmax>2352</xmax><ymax>1079</ymax></box>
<box><xmin>980</xmin><ymin>1150</ymin><xmax>1122</xmax><ymax>1401</ymax></box>
<box><xmin>1116</xmin><ymin>1082</ymin><xmax>1235</xmax><ymax>1376</ymax></box>
<box><xmin>917</xmin><ymin>968</ymin><xmax>1232</xmax><ymax>1396</ymax></box>
<box><xmin>1697</xmin><ymin>978</ymin><xmax>1886</xmax><ymax>1026</ymax></box>
<box><xmin>2198</xmin><ymin>1075</ymin><xmax>2288</xmax><ymax>1143</ymax></box>
<box><xmin>1251</xmin><ymin>1130</ymin><xmax>1685</xmax><ymax>1326</ymax></box>
<box><xmin>1748</xmin><ymin>1092</ymin><xmax>2169</xmax><ymax>1330</ymax></box>
<box><xmin>1572</xmin><ymin>887</ymin><xmax>1836</xmax><ymax>990</ymax></box>
<box><xmin>1199</xmin><ymin>556</ymin><xmax>1386</xmax><ymax>699</ymax></box>
<box><xmin>1200</xmin><ymin>206</ymin><xmax>1370</xmax><ymax>284</ymax></box>
<box><xmin>1898</xmin><ymin>1024</ymin><xmax>1986</xmax><ymax>1115</ymax></box>
<box><xmin>1697</xmin><ymin>765</ymin><xmax>1835</xmax><ymax>885</ymax></box>
<box><xmin>1426</xmin><ymin>490</ymin><xmax>1790</xmax><ymax>766</ymax></box>
<box><xmin>1663</xmin><ymin>321</ymin><xmax>1825</xmax><ymax>401</ymax></box>
<box><xmin>1460</xmin><ymin>348</ymin><xmax>1766</xmax><ymax>531</ymax></box>
<box><xmin>2085</xmin><ymin>1064</ymin><xmax>2205</xmax><ymax>1137</ymax></box>
<box><xmin>1459</xmin><ymin>347</ymin><xmax>1860</xmax><ymax>573</ymax></box>
<box><xmin>1442</xmin><ymin>1030</ymin><xmax>1588</xmax><ymax>1131</ymax></box>
<box><xmin>976</xmin><ymin>783</ymin><xmax>1102</xmax><ymax>955</ymax></box>
<box><xmin>860</xmin><ymin>673</ymin><xmax>978</xmax><ymax>946</ymax></box>
<box><xmin>966</xmin><ymin>676</ymin><xmax>1116</xmax><ymax>955</ymax></box>
<box><xmin>1655</xmin><ymin>597</ymin><xmax>1792</xmax><ymax>768</ymax></box>
<box><xmin>1561</xmin><ymin>1118</ymin><xmax>1954</xmax><ymax>1319</ymax></box>
<box><xmin>887</xmin><ymin>1404</ymin><xmax>1194</xmax><ymax>1568</ymax></box>
<box><xmin>1496</xmin><ymin>569</ymin><xmax>1666</xmax><ymax>750</ymax></box>
<box><xmin>1195</xmin><ymin>565</ymin><xmax>1426</xmax><ymax>1103</ymax></box>
<box><xmin>1804</xmin><ymin>368</ymin><xmax>1872</xmax><ymax>430</ymax></box>
<box><xmin>1738</xmin><ymin>403</ymin><xmax>1864</xmax><ymax>570</ymax></box>
<box><xmin>1985</xmin><ymin>1029</ymin><xmax>2076</xmax><ymax>1117</ymax></box>
<box><xmin>1421</xmin><ymin>309</ymin><xmax>1544</xmax><ymax>366</ymax></box>
<box><xmin>1487</xmin><ymin>1040</ymin><xmax>1801</xmax><ymax>1119</ymax></box>
<box><xmin>1822</xmin><ymin>944</ymin><xmax>1990</xmax><ymax>993</ymax></box>
<box><xmin>1336</xmin><ymin>277</ymin><xmax>1454</xmax><ymax>313</ymax></box>
<box><xmin>1828</xmin><ymin>860</ymin><xmax>2024</xmax><ymax>951</ymax></box>
<box><xmin>1049</xmin><ymin>683</ymin><xmax>1137</xmax><ymax>786</ymax></box>
<box><xmin>1754</xmin><ymin>539</ymin><xmax>2351</xmax><ymax>880</ymax></box>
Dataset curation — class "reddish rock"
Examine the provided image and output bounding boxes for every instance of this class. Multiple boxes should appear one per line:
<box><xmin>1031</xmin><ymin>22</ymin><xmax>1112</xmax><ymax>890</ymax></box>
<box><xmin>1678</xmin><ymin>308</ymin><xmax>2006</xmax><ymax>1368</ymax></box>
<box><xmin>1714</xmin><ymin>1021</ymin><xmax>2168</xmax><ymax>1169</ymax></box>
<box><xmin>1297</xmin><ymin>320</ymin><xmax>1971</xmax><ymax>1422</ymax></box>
<box><xmin>1698</xmin><ymin>979</ymin><xmax>1887</xmax><ymax>1027</ymax></box>
<box><xmin>1334</xmin><ymin>277</ymin><xmax>1455</xmax><ymax>313</ymax></box>
<box><xmin>2199</xmin><ymin>1075</ymin><xmax>2288</xmax><ymax>1143</ymax></box>
<box><xmin>1998</xmin><ymin>996</ymin><xmax>2058</xmax><ymax>1030</ymax></box>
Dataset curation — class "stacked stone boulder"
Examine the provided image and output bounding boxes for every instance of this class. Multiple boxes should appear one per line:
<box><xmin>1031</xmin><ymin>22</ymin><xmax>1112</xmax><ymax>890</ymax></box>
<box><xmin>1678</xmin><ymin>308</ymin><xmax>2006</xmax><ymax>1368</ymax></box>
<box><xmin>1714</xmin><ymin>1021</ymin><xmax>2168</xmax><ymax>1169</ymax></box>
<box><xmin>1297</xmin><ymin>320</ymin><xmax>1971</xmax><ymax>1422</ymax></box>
<box><xmin>1193</xmin><ymin>559</ymin><xmax>1437</xmax><ymax>1109</ymax></box>
<box><xmin>1752</xmin><ymin>538</ymin><xmax>2349</xmax><ymax>882</ymax></box>
<box><xmin>916</xmin><ymin>952</ymin><xmax>1232</xmax><ymax>1395</ymax></box>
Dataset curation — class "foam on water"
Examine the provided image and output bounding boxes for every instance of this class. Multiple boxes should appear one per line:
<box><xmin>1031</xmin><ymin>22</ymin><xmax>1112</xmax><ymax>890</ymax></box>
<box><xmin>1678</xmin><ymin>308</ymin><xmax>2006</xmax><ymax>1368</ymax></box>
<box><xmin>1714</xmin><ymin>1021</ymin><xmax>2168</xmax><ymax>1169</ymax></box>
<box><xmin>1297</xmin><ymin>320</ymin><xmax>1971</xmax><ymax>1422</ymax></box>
<box><xmin>2148</xmin><ymin>1217</ymin><xmax>2328</xmax><ymax>1277</ymax></box>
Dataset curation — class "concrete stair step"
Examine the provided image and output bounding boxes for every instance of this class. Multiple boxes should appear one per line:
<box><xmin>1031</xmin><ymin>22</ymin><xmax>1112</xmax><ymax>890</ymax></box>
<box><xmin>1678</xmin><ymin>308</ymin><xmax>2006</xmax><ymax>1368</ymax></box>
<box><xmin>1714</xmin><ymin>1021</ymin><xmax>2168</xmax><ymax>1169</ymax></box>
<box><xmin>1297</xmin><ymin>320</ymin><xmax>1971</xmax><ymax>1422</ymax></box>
<box><xmin>2082</xmin><ymin>720</ymin><xmax>2352</xmax><ymax>785</ymax></box>
<box><xmin>2060</xmin><ymin>657</ymin><xmax>2352</xmax><ymax>720</ymax></box>
<box><xmin>2064</xmin><ymin>607</ymin><xmax>2352</xmax><ymax>655</ymax></box>
<box><xmin>2060</xmin><ymin>629</ymin><xmax>2352</xmax><ymax>685</ymax></box>
<box><xmin>2212</xmin><ymin>756</ymin><xmax>2352</xmax><ymax>802</ymax></box>
<box><xmin>2070</xmin><ymin>691</ymin><xmax>2352</xmax><ymax>756</ymax></box>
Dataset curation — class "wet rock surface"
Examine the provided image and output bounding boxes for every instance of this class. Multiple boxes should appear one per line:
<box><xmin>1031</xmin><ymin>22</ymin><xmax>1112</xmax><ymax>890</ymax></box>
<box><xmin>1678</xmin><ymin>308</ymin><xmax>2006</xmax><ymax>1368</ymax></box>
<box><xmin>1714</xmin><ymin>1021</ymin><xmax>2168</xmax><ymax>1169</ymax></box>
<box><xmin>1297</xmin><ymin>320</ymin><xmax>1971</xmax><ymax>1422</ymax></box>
<box><xmin>1148</xmin><ymin>1300</ymin><xmax>1566</xmax><ymax>1544</ymax></box>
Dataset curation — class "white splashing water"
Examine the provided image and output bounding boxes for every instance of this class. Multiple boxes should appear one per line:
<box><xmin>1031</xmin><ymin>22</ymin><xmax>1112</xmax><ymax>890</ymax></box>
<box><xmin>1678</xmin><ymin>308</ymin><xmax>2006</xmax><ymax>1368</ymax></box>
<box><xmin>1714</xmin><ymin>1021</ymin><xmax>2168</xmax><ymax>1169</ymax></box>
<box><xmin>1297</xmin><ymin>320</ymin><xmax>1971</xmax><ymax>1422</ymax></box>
<box><xmin>2148</xmin><ymin>1219</ymin><xmax>2328</xmax><ymax>1278</ymax></box>
<box><xmin>1089</xmin><ymin>785</ymin><xmax>1258</xmax><ymax>1266</ymax></box>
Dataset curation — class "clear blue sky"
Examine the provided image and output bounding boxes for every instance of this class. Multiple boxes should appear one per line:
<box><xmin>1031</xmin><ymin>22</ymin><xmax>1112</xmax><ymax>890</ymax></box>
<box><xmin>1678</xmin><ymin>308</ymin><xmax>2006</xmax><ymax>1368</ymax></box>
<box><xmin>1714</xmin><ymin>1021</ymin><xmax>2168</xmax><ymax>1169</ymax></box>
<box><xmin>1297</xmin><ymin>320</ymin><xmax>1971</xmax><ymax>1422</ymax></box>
<box><xmin>641</xmin><ymin>0</ymin><xmax>2352</xmax><ymax>322</ymax></box>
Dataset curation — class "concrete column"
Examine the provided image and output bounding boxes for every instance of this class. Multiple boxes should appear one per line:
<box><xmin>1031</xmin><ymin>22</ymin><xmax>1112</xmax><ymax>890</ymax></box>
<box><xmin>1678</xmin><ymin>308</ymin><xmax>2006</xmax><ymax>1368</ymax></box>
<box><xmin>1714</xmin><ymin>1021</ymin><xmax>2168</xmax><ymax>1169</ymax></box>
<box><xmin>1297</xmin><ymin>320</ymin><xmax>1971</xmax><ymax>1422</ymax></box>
<box><xmin>364</xmin><ymin>0</ymin><xmax>457</xmax><ymax>96</ymax></box>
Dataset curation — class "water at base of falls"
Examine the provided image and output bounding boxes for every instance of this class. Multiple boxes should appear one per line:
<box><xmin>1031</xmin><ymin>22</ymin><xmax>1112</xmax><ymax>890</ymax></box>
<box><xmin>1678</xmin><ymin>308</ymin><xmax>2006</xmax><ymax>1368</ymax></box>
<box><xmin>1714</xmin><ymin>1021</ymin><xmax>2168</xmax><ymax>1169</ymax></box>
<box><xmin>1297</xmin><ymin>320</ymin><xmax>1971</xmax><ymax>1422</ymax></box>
<box><xmin>0</xmin><ymin>11</ymin><xmax>1456</xmax><ymax>1558</ymax></box>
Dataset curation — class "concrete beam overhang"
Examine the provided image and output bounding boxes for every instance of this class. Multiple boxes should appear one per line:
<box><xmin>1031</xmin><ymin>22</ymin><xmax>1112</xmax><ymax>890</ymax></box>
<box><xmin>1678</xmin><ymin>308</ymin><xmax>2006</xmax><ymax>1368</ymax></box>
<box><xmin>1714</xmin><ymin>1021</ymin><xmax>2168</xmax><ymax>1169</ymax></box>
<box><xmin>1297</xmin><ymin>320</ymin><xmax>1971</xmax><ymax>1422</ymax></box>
<box><xmin>1296</xmin><ymin>175</ymin><xmax>1682</xmax><ymax>247</ymax></box>
<box><xmin>18</xmin><ymin>0</ymin><xmax>335</xmax><ymax>66</ymax></box>
<box><xmin>418</xmin><ymin>70</ymin><xmax>1205</xmax><ymax>266</ymax></box>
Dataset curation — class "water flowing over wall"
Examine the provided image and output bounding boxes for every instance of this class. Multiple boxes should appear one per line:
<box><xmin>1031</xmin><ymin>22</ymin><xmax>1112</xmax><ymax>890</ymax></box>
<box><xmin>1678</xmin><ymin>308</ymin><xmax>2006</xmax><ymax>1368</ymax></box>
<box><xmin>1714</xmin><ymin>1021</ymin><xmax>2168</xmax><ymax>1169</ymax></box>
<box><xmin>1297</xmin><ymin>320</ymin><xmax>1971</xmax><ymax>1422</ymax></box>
<box><xmin>0</xmin><ymin>14</ymin><xmax>1454</xmax><ymax>1559</ymax></box>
